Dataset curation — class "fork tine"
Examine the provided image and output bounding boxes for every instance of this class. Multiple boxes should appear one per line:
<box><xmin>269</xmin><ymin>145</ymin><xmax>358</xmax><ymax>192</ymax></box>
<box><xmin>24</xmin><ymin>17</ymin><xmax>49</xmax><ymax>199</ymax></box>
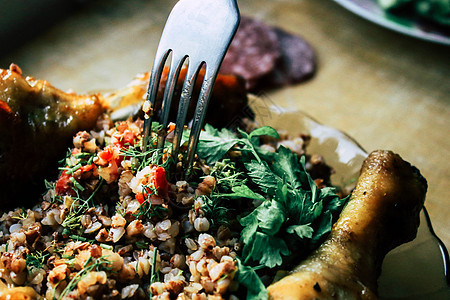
<box><xmin>142</xmin><ymin>0</ymin><xmax>240</xmax><ymax>174</ymax></box>
<box><xmin>156</xmin><ymin>53</ymin><xmax>188</xmax><ymax>150</ymax></box>
<box><xmin>171</xmin><ymin>60</ymin><xmax>203</xmax><ymax>162</ymax></box>
<box><xmin>185</xmin><ymin>64</ymin><xmax>221</xmax><ymax>176</ymax></box>
<box><xmin>142</xmin><ymin>48</ymin><xmax>171</xmax><ymax>152</ymax></box>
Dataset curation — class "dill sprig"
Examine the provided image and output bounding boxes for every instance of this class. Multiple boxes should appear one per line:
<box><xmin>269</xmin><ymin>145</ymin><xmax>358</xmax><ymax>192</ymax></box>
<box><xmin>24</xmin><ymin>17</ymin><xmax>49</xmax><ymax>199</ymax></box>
<box><xmin>11</xmin><ymin>208</ymin><xmax>28</xmax><ymax>220</ymax></box>
<box><xmin>120</xmin><ymin>122</ymin><xmax>175</xmax><ymax>172</ymax></box>
<box><xmin>132</xmin><ymin>200</ymin><xmax>152</xmax><ymax>219</ymax></box>
<box><xmin>58</xmin><ymin>256</ymin><xmax>113</xmax><ymax>300</ymax></box>
<box><xmin>120</xmin><ymin>143</ymin><xmax>172</xmax><ymax>172</ymax></box>
<box><xmin>61</xmin><ymin>179</ymin><xmax>104</xmax><ymax>231</ymax></box>
<box><xmin>131</xmin><ymin>183</ymin><xmax>156</xmax><ymax>218</ymax></box>
<box><xmin>199</xmin><ymin>195</ymin><xmax>230</xmax><ymax>229</ymax></box>
<box><xmin>132</xmin><ymin>200</ymin><xmax>167</xmax><ymax>220</ymax></box>
<box><xmin>198</xmin><ymin>160</ymin><xmax>245</xmax><ymax>229</ymax></box>
<box><xmin>43</xmin><ymin>180</ymin><xmax>59</xmax><ymax>203</ymax></box>
<box><xmin>210</xmin><ymin>159</ymin><xmax>246</xmax><ymax>191</ymax></box>
<box><xmin>26</xmin><ymin>251</ymin><xmax>49</xmax><ymax>271</ymax></box>
<box><xmin>115</xmin><ymin>201</ymin><xmax>126</xmax><ymax>217</ymax></box>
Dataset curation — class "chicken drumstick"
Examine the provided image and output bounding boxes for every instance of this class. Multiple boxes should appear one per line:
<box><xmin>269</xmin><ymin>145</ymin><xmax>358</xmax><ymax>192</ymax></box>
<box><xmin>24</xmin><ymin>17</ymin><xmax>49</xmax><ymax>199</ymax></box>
<box><xmin>268</xmin><ymin>150</ymin><xmax>427</xmax><ymax>299</ymax></box>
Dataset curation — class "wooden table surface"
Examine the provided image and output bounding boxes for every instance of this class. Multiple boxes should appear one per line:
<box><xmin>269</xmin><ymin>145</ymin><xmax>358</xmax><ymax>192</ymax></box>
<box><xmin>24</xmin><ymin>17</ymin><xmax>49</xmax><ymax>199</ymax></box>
<box><xmin>1</xmin><ymin>0</ymin><xmax>448</xmax><ymax>251</ymax></box>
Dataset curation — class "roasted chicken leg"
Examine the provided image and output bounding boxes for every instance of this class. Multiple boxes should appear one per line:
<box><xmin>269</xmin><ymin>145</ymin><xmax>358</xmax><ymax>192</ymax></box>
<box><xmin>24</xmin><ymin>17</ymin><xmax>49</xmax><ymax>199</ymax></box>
<box><xmin>268</xmin><ymin>150</ymin><xmax>427</xmax><ymax>299</ymax></box>
<box><xmin>0</xmin><ymin>64</ymin><xmax>107</xmax><ymax>206</ymax></box>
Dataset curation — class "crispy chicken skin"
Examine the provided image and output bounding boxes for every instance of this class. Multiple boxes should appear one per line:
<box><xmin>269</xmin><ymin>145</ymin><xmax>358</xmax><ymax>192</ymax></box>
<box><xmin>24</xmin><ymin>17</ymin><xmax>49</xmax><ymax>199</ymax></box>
<box><xmin>268</xmin><ymin>150</ymin><xmax>427</xmax><ymax>299</ymax></box>
<box><xmin>0</xmin><ymin>64</ymin><xmax>106</xmax><ymax>205</ymax></box>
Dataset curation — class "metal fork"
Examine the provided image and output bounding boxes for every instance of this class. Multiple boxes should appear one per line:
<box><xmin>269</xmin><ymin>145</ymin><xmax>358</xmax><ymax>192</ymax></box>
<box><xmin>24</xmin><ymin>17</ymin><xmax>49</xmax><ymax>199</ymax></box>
<box><xmin>142</xmin><ymin>0</ymin><xmax>240</xmax><ymax>175</ymax></box>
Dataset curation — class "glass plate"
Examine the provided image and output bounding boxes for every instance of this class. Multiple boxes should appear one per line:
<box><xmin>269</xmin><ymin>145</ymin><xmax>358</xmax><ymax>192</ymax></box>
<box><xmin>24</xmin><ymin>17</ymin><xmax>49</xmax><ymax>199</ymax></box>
<box><xmin>248</xmin><ymin>95</ymin><xmax>450</xmax><ymax>299</ymax></box>
<box><xmin>333</xmin><ymin>0</ymin><xmax>450</xmax><ymax>46</ymax></box>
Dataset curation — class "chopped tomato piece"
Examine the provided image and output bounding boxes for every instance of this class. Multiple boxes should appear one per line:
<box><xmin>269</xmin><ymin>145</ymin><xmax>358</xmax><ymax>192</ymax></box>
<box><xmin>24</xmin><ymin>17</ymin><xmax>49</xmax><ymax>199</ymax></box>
<box><xmin>80</xmin><ymin>164</ymin><xmax>95</xmax><ymax>173</ymax></box>
<box><xmin>98</xmin><ymin>146</ymin><xmax>114</xmax><ymax>161</ymax></box>
<box><xmin>121</xmin><ymin>130</ymin><xmax>136</xmax><ymax>146</ymax></box>
<box><xmin>55</xmin><ymin>170</ymin><xmax>74</xmax><ymax>196</ymax></box>
<box><xmin>134</xmin><ymin>165</ymin><xmax>169</xmax><ymax>203</ymax></box>
<box><xmin>167</xmin><ymin>123</ymin><xmax>176</xmax><ymax>133</ymax></box>
<box><xmin>151</xmin><ymin>166</ymin><xmax>168</xmax><ymax>197</ymax></box>
<box><xmin>135</xmin><ymin>192</ymin><xmax>145</xmax><ymax>204</ymax></box>
<box><xmin>112</xmin><ymin>129</ymin><xmax>136</xmax><ymax>148</ymax></box>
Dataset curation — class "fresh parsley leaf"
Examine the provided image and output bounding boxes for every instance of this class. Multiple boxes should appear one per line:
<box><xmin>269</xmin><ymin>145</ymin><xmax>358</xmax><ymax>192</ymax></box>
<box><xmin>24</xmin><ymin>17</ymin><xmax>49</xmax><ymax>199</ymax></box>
<box><xmin>239</xmin><ymin>142</ymin><xmax>349</xmax><ymax>269</ymax></box>
<box><xmin>255</xmin><ymin>200</ymin><xmax>286</xmax><ymax>236</ymax></box>
<box><xmin>240</xmin><ymin>194</ymin><xmax>290</xmax><ymax>268</ymax></box>
<box><xmin>322</xmin><ymin>187</ymin><xmax>349</xmax><ymax>214</ymax></box>
<box><xmin>235</xmin><ymin>258</ymin><xmax>268</xmax><ymax>300</ymax></box>
<box><xmin>242</xmin><ymin>232</ymin><xmax>290</xmax><ymax>268</ymax></box>
<box><xmin>286</xmin><ymin>224</ymin><xmax>314</xmax><ymax>239</ymax></box>
<box><xmin>197</xmin><ymin>125</ymin><xmax>241</xmax><ymax>164</ymax></box>
<box><xmin>310</xmin><ymin>211</ymin><xmax>333</xmax><ymax>247</ymax></box>
<box><xmin>197</xmin><ymin>125</ymin><xmax>281</xmax><ymax>165</ymax></box>
<box><xmin>240</xmin><ymin>212</ymin><xmax>259</xmax><ymax>245</ymax></box>
<box><xmin>219</xmin><ymin>185</ymin><xmax>265</xmax><ymax>201</ymax></box>
<box><xmin>195</xmin><ymin>123</ymin><xmax>349</xmax><ymax>294</ymax></box>
<box><xmin>244</xmin><ymin>160</ymin><xmax>280</xmax><ymax>194</ymax></box>
<box><xmin>271</xmin><ymin>146</ymin><xmax>303</xmax><ymax>190</ymax></box>
<box><xmin>248</xmin><ymin>126</ymin><xmax>280</xmax><ymax>140</ymax></box>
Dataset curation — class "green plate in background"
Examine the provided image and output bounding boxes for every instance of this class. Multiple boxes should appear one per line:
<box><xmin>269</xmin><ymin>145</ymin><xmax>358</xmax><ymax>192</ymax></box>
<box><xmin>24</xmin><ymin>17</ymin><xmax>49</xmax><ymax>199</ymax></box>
<box><xmin>334</xmin><ymin>0</ymin><xmax>450</xmax><ymax>45</ymax></box>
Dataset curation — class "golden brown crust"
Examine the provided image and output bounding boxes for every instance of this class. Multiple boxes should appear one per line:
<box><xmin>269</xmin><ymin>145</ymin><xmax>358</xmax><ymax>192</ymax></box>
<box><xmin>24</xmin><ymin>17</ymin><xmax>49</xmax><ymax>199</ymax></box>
<box><xmin>0</xmin><ymin>64</ymin><xmax>107</xmax><ymax>206</ymax></box>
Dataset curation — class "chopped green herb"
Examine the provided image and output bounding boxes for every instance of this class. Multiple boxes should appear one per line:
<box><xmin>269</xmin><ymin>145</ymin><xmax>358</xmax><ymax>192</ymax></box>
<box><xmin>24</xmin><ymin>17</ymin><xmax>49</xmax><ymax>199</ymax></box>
<box><xmin>100</xmin><ymin>243</ymin><xmax>113</xmax><ymax>250</ymax></box>
<box><xmin>136</xmin><ymin>241</ymin><xmax>149</xmax><ymax>249</ymax></box>
<box><xmin>70</xmin><ymin>235</ymin><xmax>89</xmax><ymax>242</ymax></box>
<box><xmin>235</xmin><ymin>258</ymin><xmax>268</xmax><ymax>300</ymax></box>
<box><xmin>58</xmin><ymin>256</ymin><xmax>112</xmax><ymax>300</ymax></box>
<box><xmin>26</xmin><ymin>251</ymin><xmax>49</xmax><ymax>271</ymax></box>
<box><xmin>197</xmin><ymin>125</ymin><xmax>277</xmax><ymax>165</ymax></box>
<box><xmin>69</xmin><ymin>177</ymin><xmax>85</xmax><ymax>191</ymax></box>
<box><xmin>195</xmin><ymin>125</ymin><xmax>349</xmax><ymax>295</ymax></box>
<box><xmin>11</xmin><ymin>208</ymin><xmax>28</xmax><ymax>220</ymax></box>
<box><xmin>61</xmin><ymin>180</ymin><xmax>103</xmax><ymax>231</ymax></box>
<box><xmin>65</xmin><ymin>163</ymin><xmax>82</xmax><ymax>175</ymax></box>
<box><xmin>120</xmin><ymin>132</ymin><xmax>173</xmax><ymax>172</ymax></box>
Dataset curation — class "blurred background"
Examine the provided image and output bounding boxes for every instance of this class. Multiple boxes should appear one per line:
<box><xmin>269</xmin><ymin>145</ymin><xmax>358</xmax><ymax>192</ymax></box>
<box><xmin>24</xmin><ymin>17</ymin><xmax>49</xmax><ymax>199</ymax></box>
<box><xmin>0</xmin><ymin>0</ymin><xmax>449</xmax><ymax>258</ymax></box>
